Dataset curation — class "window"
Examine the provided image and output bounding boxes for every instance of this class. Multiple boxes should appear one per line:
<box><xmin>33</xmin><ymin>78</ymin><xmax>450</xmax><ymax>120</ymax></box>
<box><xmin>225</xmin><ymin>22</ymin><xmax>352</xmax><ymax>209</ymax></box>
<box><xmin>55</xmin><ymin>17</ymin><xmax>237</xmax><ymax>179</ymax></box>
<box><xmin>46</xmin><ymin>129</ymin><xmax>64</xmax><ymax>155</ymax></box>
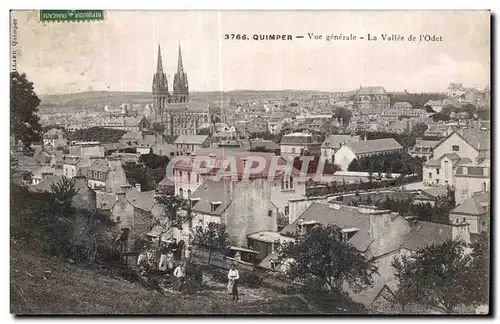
<box><xmin>436</xmin><ymin>169</ymin><xmax>440</xmax><ymax>175</ymax></box>
<box><xmin>210</xmin><ymin>202</ymin><xmax>222</xmax><ymax>212</ymax></box>
<box><xmin>179</xmin><ymin>188</ymin><xmax>184</xmax><ymax>198</ymax></box>
<box><xmin>187</xmin><ymin>172</ymin><xmax>191</xmax><ymax>182</ymax></box>
<box><xmin>456</xmin><ymin>167</ymin><xmax>463</xmax><ymax>175</ymax></box>
<box><xmin>468</xmin><ymin>167</ymin><xmax>484</xmax><ymax>176</ymax></box>
<box><xmin>284</xmin><ymin>206</ymin><xmax>289</xmax><ymax>216</ymax></box>
<box><xmin>452</xmin><ymin>145</ymin><xmax>460</xmax><ymax>152</ymax></box>
<box><xmin>428</xmin><ymin>172</ymin><xmax>432</xmax><ymax>179</ymax></box>
<box><xmin>436</xmin><ymin>179</ymin><xmax>440</xmax><ymax>184</ymax></box>
<box><xmin>268</xmin><ymin>210</ymin><xmax>273</xmax><ymax>217</ymax></box>
<box><xmin>187</xmin><ymin>189</ymin><xmax>191</xmax><ymax>199</ymax></box>
<box><xmin>482</xmin><ymin>182</ymin><xmax>487</xmax><ymax>192</ymax></box>
<box><xmin>196</xmin><ymin>174</ymin><xmax>200</xmax><ymax>183</ymax></box>
<box><xmin>289</xmin><ymin>175</ymin><xmax>294</xmax><ymax>189</ymax></box>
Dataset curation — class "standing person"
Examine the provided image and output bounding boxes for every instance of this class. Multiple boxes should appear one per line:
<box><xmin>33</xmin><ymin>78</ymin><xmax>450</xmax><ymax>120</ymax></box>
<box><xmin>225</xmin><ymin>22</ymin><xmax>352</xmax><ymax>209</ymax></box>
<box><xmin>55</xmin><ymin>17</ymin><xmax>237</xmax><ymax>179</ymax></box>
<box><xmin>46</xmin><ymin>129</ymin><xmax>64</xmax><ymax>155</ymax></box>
<box><xmin>169</xmin><ymin>238</ymin><xmax>178</xmax><ymax>261</ymax></box>
<box><xmin>166</xmin><ymin>251</ymin><xmax>174</xmax><ymax>274</ymax></box>
<box><xmin>227</xmin><ymin>263</ymin><xmax>240</xmax><ymax>302</ymax></box>
<box><xmin>173</xmin><ymin>262</ymin><xmax>186</xmax><ymax>292</ymax></box>
<box><xmin>159</xmin><ymin>242</ymin><xmax>168</xmax><ymax>271</ymax></box>
<box><xmin>184</xmin><ymin>245</ymin><xmax>192</xmax><ymax>265</ymax></box>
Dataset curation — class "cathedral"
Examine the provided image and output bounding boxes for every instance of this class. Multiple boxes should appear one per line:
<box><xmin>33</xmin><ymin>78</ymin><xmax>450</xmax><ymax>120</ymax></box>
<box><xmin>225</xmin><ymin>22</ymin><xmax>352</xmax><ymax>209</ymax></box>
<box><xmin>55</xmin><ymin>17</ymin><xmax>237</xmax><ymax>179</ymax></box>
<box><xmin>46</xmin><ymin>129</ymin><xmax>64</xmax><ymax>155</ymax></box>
<box><xmin>152</xmin><ymin>45</ymin><xmax>217</xmax><ymax>136</ymax></box>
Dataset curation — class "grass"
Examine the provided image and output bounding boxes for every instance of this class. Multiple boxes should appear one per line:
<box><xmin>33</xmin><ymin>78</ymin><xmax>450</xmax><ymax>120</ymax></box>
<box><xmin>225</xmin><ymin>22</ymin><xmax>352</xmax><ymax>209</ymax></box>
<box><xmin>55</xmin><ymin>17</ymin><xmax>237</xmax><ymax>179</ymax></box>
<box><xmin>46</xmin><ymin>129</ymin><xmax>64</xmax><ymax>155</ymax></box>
<box><xmin>10</xmin><ymin>242</ymin><xmax>315</xmax><ymax>315</ymax></box>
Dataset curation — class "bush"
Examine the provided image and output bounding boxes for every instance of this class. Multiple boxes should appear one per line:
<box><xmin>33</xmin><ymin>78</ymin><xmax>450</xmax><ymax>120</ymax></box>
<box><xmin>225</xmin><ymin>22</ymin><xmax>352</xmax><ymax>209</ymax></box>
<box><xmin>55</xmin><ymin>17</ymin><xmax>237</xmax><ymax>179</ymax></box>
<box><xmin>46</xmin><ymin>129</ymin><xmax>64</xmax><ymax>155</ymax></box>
<box><xmin>205</xmin><ymin>265</ymin><xmax>228</xmax><ymax>283</ymax></box>
<box><xmin>240</xmin><ymin>271</ymin><xmax>263</xmax><ymax>288</ymax></box>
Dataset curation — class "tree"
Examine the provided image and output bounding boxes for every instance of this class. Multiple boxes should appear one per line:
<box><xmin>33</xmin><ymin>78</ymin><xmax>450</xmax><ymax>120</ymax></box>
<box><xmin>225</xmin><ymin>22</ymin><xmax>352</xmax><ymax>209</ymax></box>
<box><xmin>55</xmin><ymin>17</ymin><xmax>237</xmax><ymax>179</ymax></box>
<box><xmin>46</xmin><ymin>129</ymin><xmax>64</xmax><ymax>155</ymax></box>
<box><xmin>412</xmin><ymin>123</ymin><xmax>429</xmax><ymax>137</ymax></box>
<box><xmin>194</xmin><ymin>222</ymin><xmax>229</xmax><ymax>264</ymax></box>
<box><xmin>10</xmin><ymin>72</ymin><xmax>42</xmax><ymax>153</ymax></box>
<box><xmin>122</xmin><ymin>163</ymin><xmax>157</xmax><ymax>191</ymax></box>
<box><xmin>348</xmin><ymin>159</ymin><xmax>361</xmax><ymax>171</ymax></box>
<box><xmin>50</xmin><ymin>176</ymin><xmax>77</xmax><ymax>216</ymax></box>
<box><xmin>391</xmin><ymin>240</ymin><xmax>478</xmax><ymax>313</ymax></box>
<box><xmin>467</xmin><ymin>231</ymin><xmax>489</xmax><ymax>306</ymax></box>
<box><xmin>155</xmin><ymin>194</ymin><xmax>195</xmax><ymax>233</ymax></box>
<box><xmin>279</xmin><ymin>224</ymin><xmax>378</xmax><ymax>292</ymax></box>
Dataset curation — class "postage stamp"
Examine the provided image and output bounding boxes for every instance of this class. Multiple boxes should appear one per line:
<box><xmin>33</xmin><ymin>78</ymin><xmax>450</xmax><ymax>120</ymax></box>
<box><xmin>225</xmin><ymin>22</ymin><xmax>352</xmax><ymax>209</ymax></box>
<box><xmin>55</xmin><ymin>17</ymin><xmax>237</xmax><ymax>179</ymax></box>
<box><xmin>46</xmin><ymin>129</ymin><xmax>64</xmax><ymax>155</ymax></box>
<box><xmin>39</xmin><ymin>10</ymin><xmax>104</xmax><ymax>22</ymax></box>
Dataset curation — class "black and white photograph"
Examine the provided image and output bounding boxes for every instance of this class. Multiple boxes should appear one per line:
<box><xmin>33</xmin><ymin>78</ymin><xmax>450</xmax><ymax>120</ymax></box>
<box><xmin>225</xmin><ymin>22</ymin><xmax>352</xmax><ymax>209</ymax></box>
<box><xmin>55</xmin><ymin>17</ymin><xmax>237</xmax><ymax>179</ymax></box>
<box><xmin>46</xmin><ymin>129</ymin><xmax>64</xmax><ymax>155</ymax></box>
<box><xmin>9</xmin><ymin>9</ymin><xmax>491</xmax><ymax>315</ymax></box>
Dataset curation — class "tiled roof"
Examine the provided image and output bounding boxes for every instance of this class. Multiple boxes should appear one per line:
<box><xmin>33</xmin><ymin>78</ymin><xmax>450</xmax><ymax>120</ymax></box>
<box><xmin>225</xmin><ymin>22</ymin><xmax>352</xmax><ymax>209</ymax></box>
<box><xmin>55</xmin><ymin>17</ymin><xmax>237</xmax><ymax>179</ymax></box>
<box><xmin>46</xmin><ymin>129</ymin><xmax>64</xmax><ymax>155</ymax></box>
<box><xmin>345</xmin><ymin>138</ymin><xmax>403</xmax><ymax>155</ymax></box>
<box><xmin>121</xmin><ymin>131</ymin><xmax>143</xmax><ymax>141</ymax></box>
<box><xmin>280</xmin><ymin>133</ymin><xmax>315</xmax><ymax>145</ymax></box>
<box><xmin>460</xmin><ymin>129</ymin><xmax>490</xmax><ymax>151</ymax></box>
<box><xmin>89</xmin><ymin>159</ymin><xmax>110</xmax><ymax>173</ymax></box>
<box><xmin>401</xmin><ymin>221</ymin><xmax>452</xmax><ymax>251</ymax></box>
<box><xmin>31</xmin><ymin>175</ymin><xmax>92</xmax><ymax>194</ymax></box>
<box><xmin>126</xmin><ymin>189</ymin><xmax>156</xmax><ymax>212</ymax></box>
<box><xmin>190</xmin><ymin>179</ymin><xmax>232</xmax><ymax>216</ymax></box>
<box><xmin>280</xmin><ymin>203</ymin><xmax>374</xmax><ymax>252</ymax></box>
<box><xmin>421</xmin><ymin>186</ymin><xmax>448</xmax><ymax>198</ymax></box>
<box><xmin>96</xmin><ymin>192</ymin><xmax>117</xmax><ymax>210</ymax></box>
<box><xmin>450</xmin><ymin>192</ymin><xmax>490</xmax><ymax>216</ymax></box>
<box><xmin>174</xmin><ymin>135</ymin><xmax>209</xmax><ymax>145</ymax></box>
<box><xmin>414</xmin><ymin>139</ymin><xmax>440</xmax><ymax>148</ymax></box>
<box><xmin>322</xmin><ymin>135</ymin><xmax>361</xmax><ymax>148</ymax></box>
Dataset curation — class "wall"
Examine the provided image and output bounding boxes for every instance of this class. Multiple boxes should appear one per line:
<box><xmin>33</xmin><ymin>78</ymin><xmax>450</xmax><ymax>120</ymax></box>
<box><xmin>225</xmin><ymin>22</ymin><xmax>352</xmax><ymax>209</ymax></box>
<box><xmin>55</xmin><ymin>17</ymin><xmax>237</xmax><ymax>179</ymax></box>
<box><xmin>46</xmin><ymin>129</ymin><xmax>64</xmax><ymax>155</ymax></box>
<box><xmin>449</xmin><ymin>213</ymin><xmax>481</xmax><ymax>234</ymax></box>
<box><xmin>269</xmin><ymin>178</ymin><xmax>307</xmax><ymax>221</ymax></box>
<box><xmin>280</xmin><ymin>144</ymin><xmax>306</xmax><ymax>159</ymax></box>
<box><xmin>72</xmin><ymin>178</ymin><xmax>97</xmax><ymax>211</ymax></box>
<box><xmin>334</xmin><ymin>146</ymin><xmax>357</xmax><ymax>171</ymax></box>
<box><xmin>63</xmin><ymin>164</ymin><xmax>78</xmax><ymax>178</ymax></box>
<box><xmin>433</xmin><ymin>133</ymin><xmax>478</xmax><ymax>161</ymax></box>
<box><xmin>87</xmin><ymin>178</ymin><xmax>106</xmax><ymax>189</ymax></box>
<box><xmin>174</xmin><ymin>169</ymin><xmax>204</xmax><ymax>198</ymax></box>
<box><xmin>423</xmin><ymin>165</ymin><xmax>440</xmax><ymax>186</ymax></box>
<box><xmin>106</xmin><ymin>160</ymin><xmax>127</xmax><ymax>194</ymax></box>
<box><xmin>131</xmin><ymin>207</ymin><xmax>155</xmax><ymax>243</ymax></box>
<box><xmin>287</xmin><ymin>198</ymin><xmax>319</xmax><ymax>224</ymax></box>
<box><xmin>112</xmin><ymin>192</ymin><xmax>135</xmax><ymax>233</ymax></box>
<box><xmin>454</xmin><ymin>171</ymin><xmax>490</xmax><ymax>205</ymax></box>
<box><xmin>223</xmin><ymin>178</ymin><xmax>277</xmax><ymax>247</ymax></box>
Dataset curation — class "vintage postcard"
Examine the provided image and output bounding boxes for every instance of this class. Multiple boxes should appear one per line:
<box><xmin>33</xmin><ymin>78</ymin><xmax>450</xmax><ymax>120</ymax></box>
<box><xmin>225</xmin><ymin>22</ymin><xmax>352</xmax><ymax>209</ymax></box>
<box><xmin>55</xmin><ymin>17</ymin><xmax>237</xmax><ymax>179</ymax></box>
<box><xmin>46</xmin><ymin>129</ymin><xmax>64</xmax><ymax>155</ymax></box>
<box><xmin>10</xmin><ymin>10</ymin><xmax>490</xmax><ymax>315</ymax></box>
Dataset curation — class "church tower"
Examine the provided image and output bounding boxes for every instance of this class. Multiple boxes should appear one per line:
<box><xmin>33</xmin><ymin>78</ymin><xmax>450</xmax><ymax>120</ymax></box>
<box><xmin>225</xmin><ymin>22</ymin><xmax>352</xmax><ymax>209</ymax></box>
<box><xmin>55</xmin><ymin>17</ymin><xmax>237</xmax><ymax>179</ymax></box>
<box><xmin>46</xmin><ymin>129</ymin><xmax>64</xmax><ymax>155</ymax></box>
<box><xmin>173</xmin><ymin>45</ymin><xmax>189</xmax><ymax>103</ymax></box>
<box><xmin>152</xmin><ymin>45</ymin><xmax>169</xmax><ymax>122</ymax></box>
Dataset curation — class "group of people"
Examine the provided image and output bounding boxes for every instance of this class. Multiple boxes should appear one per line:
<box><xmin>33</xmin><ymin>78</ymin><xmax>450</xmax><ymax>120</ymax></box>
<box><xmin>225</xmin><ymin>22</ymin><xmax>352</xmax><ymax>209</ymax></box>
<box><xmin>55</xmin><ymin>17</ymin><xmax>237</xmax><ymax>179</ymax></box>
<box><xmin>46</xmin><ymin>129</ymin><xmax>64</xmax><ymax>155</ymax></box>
<box><xmin>136</xmin><ymin>238</ymin><xmax>241</xmax><ymax>300</ymax></box>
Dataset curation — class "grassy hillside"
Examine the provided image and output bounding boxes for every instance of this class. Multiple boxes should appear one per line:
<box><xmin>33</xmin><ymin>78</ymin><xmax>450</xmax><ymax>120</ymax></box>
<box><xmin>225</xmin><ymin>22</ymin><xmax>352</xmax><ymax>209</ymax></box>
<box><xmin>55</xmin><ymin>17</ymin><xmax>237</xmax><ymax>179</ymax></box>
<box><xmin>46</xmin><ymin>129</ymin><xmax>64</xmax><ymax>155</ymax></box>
<box><xmin>10</xmin><ymin>242</ymin><xmax>315</xmax><ymax>315</ymax></box>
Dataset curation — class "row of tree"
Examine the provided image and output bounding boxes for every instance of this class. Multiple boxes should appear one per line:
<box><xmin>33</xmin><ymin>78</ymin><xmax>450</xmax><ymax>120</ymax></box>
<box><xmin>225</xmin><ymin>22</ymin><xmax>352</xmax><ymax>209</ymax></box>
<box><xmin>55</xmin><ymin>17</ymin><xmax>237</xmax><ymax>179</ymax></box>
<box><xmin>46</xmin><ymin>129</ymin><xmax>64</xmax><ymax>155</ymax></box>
<box><xmin>347</xmin><ymin>152</ymin><xmax>425</xmax><ymax>175</ymax></box>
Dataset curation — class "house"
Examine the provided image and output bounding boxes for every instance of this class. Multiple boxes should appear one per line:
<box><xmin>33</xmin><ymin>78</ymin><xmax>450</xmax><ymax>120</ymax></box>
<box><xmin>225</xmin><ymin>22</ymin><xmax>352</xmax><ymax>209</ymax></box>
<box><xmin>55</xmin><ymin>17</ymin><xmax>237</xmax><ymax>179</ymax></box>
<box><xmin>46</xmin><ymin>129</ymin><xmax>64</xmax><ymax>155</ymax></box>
<box><xmin>246</xmin><ymin>230</ymin><xmax>295</xmax><ymax>265</ymax></box>
<box><xmin>400</xmin><ymin>219</ymin><xmax>470</xmax><ymax>255</ymax></box>
<box><xmin>423</xmin><ymin>100</ymin><xmax>445</xmax><ymax>113</ymax></box>
<box><xmin>62</xmin><ymin>155</ymin><xmax>89</xmax><ymax>179</ymax></box>
<box><xmin>173</xmin><ymin>135</ymin><xmax>210</xmax><ymax>155</ymax></box>
<box><xmin>188</xmin><ymin>178</ymin><xmax>279</xmax><ymax>247</ymax></box>
<box><xmin>280</xmin><ymin>132</ymin><xmax>322</xmax><ymax>159</ymax></box>
<box><xmin>110</xmin><ymin>186</ymin><xmax>164</xmax><ymax>244</ymax></box>
<box><xmin>172</xmin><ymin>148</ymin><xmax>306</xmax><ymax>222</ymax></box>
<box><xmin>449</xmin><ymin>192</ymin><xmax>490</xmax><ymax>234</ymax></box>
<box><xmin>82</xmin><ymin>156</ymin><xmax>127</xmax><ymax>193</ymax></box>
<box><xmin>280</xmin><ymin>202</ymin><xmax>414</xmax><ymax>308</ymax></box>
<box><xmin>267</xmin><ymin>117</ymin><xmax>283</xmax><ymax>135</ymax></box>
<box><xmin>447</xmin><ymin>82</ymin><xmax>466</xmax><ymax>98</ymax></box>
<box><xmin>43</xmin><ymin>128</ymin><xmax>67</xmax><ymax>148</ymax></box>
<box><xmin>422</xmin><ymin>130</ymin><xmax>490</xmax><ymax>187</ymax></box>
<box><xmin>31</xmin><ymin>175</ymin><xmax>96</xmax><ymax>211</ymax></box>
<box><xmin>454</xmin><ymin>158</ymin><xmax>490</xmax><ymax>205</ymax></box>
<box><xmin>408</xmin><ymin>139</ymin><xmax>440</xmax><ymax>161</ymax></box>
<box><xmin>422</xmin><ymin>153</ymin><xmax>471</xmax><ymax>187</ymax></box>
<box><xmin>320</xmin><ymin>134</ymin><xmax>361</xmax><ymax>163</ymax></box>
<box><xmin>31</xmin><ymin>166</ymin><xmax>56</xmax><ymax>185</ymax></box>
<box><xmin>333</xmin><ymin>138</ymin><xmax>404</xmax><ymax>171</ymax></box>
<box><xmin>391</xmin><ymin>102</ymin><xmax>413</xmax><ymax>110</ymax></box>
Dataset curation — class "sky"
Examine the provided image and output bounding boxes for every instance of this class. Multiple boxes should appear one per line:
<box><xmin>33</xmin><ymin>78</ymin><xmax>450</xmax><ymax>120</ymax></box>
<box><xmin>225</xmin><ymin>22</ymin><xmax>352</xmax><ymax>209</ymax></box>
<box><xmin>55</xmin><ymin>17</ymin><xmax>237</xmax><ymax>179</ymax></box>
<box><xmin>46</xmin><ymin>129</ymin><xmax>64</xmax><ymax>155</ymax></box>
<box><xmin>11</xmin><ymin>10</ymin><xmax>490</xmax><ymax>94</ymax></box>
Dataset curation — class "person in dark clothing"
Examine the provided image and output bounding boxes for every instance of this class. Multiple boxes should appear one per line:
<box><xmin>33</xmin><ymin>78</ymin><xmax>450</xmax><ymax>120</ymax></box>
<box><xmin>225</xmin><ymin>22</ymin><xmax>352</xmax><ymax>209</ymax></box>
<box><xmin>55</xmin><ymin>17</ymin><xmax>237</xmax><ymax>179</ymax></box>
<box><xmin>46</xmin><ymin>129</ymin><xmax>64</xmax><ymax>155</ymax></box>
<box><xmin>168</xmin><ymin>238</ymin><xmax>178</xmax><ymax>254</ymax></box>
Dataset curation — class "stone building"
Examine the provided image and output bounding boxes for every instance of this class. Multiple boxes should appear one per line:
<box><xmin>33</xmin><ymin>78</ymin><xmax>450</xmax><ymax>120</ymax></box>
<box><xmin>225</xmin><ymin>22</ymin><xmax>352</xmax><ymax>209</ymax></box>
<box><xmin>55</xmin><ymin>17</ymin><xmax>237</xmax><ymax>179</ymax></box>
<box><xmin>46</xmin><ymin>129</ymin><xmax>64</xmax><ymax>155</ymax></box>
<box><xmin>151</xmin><ymin>44</ymin><xmax>219</xmax><ymax>136</ymax></box>
<box><xmin>354</xmin><ymin>86</ymin><xmax>391</xmax><ymax>112</ymax></box>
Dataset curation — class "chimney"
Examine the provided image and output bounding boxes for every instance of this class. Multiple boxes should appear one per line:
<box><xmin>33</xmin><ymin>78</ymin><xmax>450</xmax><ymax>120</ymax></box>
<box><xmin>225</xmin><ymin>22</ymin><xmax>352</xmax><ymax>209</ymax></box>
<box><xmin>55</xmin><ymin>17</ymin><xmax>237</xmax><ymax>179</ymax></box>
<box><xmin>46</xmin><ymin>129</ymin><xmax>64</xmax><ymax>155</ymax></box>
<box><xmin>364</xmin><ymin>208</ymin><xmax>392</xmax><ymax>241</ymax></box>
<box><xmin>135</xmin><ymin>183</ymin><xmax>142</xmax><ymax>192</ymax></box>
<box><xmin>452</xmin><ymin>219</ymin><xmax>471</xmax><ymax>244</ymax></box>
